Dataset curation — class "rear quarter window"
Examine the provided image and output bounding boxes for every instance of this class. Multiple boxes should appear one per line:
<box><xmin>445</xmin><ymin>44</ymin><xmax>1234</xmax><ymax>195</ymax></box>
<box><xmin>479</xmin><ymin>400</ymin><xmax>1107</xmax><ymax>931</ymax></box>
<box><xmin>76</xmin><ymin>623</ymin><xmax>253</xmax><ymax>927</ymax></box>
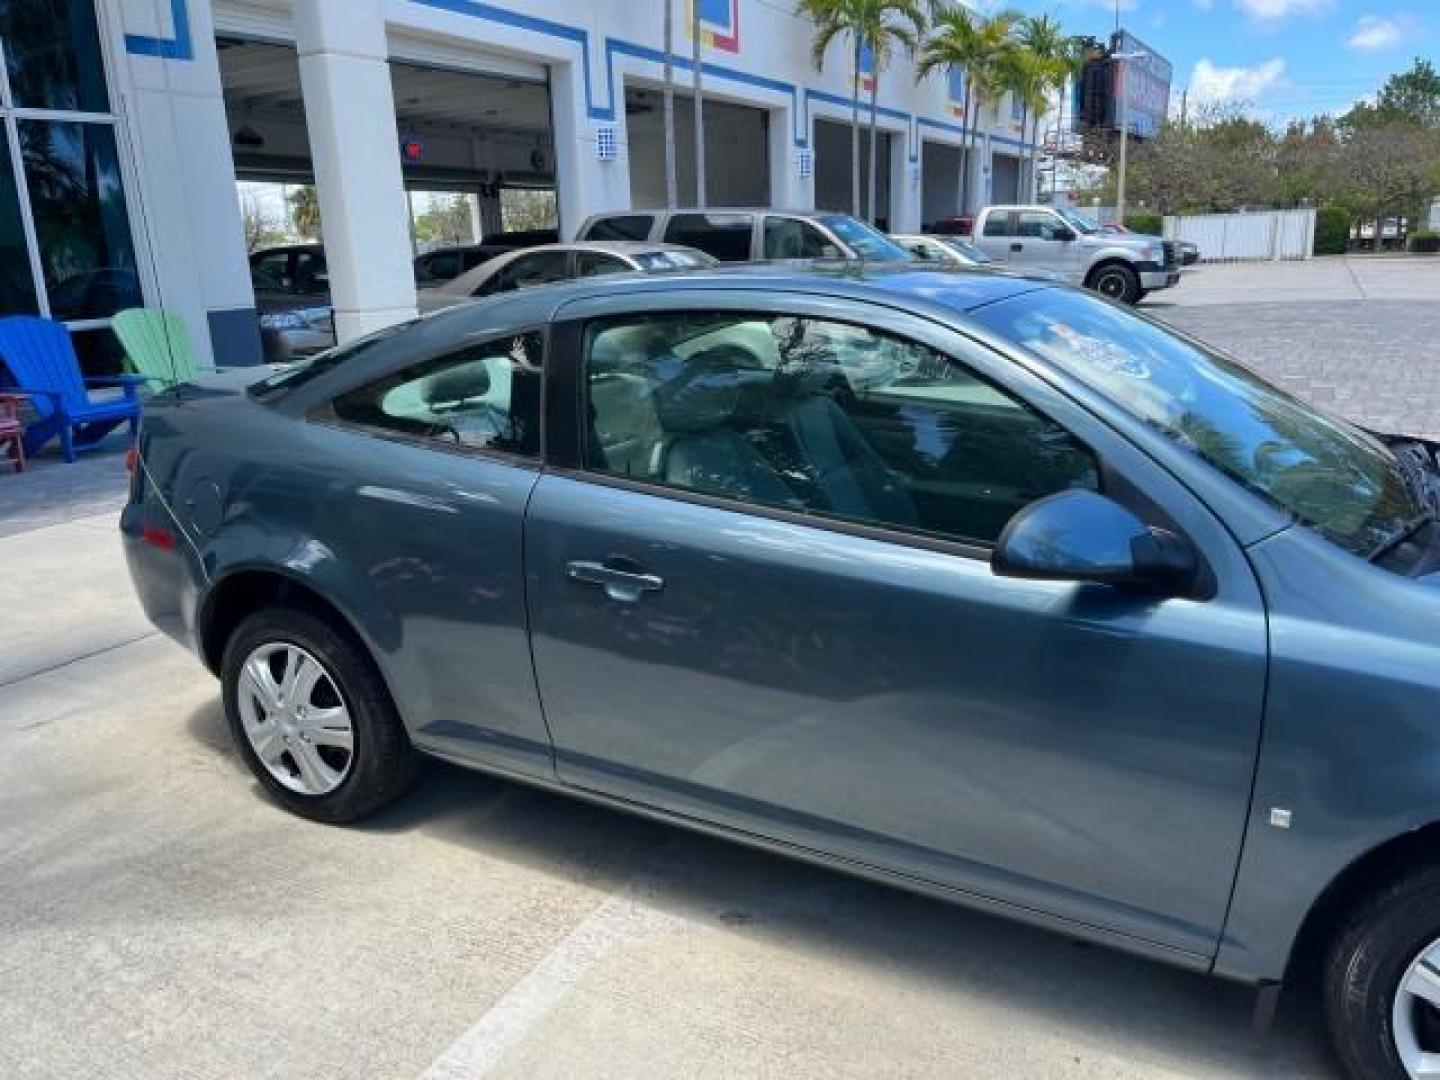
<box><xmin>663</xmin><ymin>213</ymin><xmax>754</xmax><ymax>262</ymax></box>
<box><xmin>584</xmin><ymin>215</ymin><xmax>655</xmax><ymax>242</ymax></box>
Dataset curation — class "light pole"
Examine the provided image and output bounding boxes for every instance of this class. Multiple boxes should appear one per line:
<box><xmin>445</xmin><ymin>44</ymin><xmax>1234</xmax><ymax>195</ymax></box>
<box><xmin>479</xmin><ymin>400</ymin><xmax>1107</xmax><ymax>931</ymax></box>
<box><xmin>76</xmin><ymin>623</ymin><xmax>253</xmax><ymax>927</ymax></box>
<box><xmin>1113</xmin><ymin>49</ymin><xmax>1145</xmax><ymax>225</ymax></box>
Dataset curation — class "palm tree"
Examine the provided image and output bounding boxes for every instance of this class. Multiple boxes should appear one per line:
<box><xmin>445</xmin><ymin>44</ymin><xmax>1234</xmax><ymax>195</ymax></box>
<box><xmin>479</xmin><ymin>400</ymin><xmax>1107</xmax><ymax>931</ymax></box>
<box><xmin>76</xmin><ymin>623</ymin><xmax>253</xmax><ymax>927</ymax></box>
<box><xmin>798</xmin><ymin>0</ymin><xmax>868</xmax><ymax>217</ymax></box>
<box><xmin>1015</xmin><ymin>14</ymin><xmax>1073</xmax><ymax>199</ymax></box>
<box><xmin>857</xmin><ymin>1</ymin><xmax>928</xmax><ymax>223</ymax></box>
<box><xmin>996</xmin><ymin>43</ymin><xmax>1049</xmax><ymax>200</ymax></box>
<box><xmin>798</xmin><ymin>0</ymin><xmax>927</xmax><ymax>221</ymax></box>
<box><xmin>918</xmin><ymin>6</ymin><xmax>1021</xmax><ymax>215</ymax></box>
<box><xmin>663</xmin><ymin>0</ymin><xmax>678</xmax><ymax>208</ymax></box>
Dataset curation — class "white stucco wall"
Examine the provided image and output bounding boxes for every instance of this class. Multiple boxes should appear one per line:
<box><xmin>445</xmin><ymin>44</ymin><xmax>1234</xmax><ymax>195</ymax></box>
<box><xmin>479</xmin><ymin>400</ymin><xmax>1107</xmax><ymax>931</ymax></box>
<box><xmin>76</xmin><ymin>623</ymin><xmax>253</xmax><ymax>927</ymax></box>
<box><xmin>109</xmin><ymin>0</ymin><xmax>1041</xmax><ymax>352</ymax></box>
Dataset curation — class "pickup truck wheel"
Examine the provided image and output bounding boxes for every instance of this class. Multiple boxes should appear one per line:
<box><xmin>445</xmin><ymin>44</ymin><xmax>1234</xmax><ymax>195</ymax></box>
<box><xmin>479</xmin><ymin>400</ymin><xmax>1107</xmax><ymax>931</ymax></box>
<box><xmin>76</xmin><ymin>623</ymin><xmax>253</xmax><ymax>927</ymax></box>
<box><xmin>221</xmin><ymin>606</ymin><xmax>420</xmax><ymax>823</ymax></box>
<box><xmin>1324</xmin><ymin>865</ymin><xmax>1440</xmax><ymax>1079</ymax></box>
<box><xmin>1089</xmin><ymin>263</ymin><xmax>1141</xmax><ymax>304</ymax></box>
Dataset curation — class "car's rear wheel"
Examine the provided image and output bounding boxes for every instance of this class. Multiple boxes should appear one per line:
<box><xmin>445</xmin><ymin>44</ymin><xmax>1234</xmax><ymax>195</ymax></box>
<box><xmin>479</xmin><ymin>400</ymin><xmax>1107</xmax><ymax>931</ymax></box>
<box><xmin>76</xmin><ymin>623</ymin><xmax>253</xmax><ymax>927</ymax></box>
<box><xmin>221</xmin><ymin>607</ymin><xmax>419</xmax><ymax>823</ymax></box>
<box><xmin>1089</xmin><ymin>263</ymin><xmax>1142</xmax><ymax>304</ymax></box>
<box><xmin>1324</xmin><ymin>866</ymin><xmax>1440</xmax><ymax>1079</ymax></box>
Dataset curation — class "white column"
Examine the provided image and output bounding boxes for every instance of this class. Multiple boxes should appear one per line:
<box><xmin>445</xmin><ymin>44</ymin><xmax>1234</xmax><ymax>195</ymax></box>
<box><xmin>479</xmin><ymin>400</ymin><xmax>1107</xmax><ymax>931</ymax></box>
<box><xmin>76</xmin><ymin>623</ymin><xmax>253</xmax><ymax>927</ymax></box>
<box><xmin>294</xmin><ymin>0</ymin><xmax>415</xmax><ymax>343</ymax></box>
<box><xmin>550</xmin><ymin>59</ymin><xmax>631</xmax><ymax>239</ymax></box>
<box><xmin>768</xmin><ymin>103</ymin><xmax>812</xmax><ymax>210</ymax></box>
<box><xmin>889</xmin><ymin>129</ymin><xmax>921</xmax><ymax>233</ymax></box>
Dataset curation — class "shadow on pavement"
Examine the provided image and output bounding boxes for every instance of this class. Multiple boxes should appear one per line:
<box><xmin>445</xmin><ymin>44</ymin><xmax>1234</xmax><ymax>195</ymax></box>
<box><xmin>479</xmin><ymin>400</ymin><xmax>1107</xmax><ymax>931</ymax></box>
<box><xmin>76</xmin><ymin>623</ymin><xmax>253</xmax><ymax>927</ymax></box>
<box><xmin>182</xmin><ymin>696</ymin><xmax>1341</xmax><ymax>1077</ymax></box>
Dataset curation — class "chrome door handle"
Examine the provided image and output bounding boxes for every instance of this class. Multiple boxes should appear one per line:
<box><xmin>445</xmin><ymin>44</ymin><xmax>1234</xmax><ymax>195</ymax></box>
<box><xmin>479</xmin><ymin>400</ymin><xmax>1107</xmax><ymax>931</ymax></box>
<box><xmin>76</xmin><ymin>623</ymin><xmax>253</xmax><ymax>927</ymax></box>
<box><xmin>566</xmin><ymin>559</ymin><xmax>664</xmax><ymax>603</ymax></box>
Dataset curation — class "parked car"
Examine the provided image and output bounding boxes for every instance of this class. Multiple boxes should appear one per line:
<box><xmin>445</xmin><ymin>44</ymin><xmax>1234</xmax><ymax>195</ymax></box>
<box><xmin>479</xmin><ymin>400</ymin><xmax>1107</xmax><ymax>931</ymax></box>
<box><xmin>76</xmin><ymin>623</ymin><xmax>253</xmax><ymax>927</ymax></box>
<box><xmin>577</xmin><ymin>208</ymin><xmax>914</xmax><ymax>263</ymax></box>
<box><xmin>412</xmin><ymin>243</ymin><xmax>518</xmax><ymax>287</ymax></box>
<box><xmin>418</xmin><ymin>242</ymin><xmax>717</xmax><ymax>313</ymax></box>
<box><xmin>970</xmin><ymin>205</ymin><xmax>1181</xmax><ymax>304</ymax></box>
<box><xmin>891</xmin><ymin>233</ymin><xmax>993</xmax><ymax>266</ymax></box>
<box><xmin>930</xmin><ymin>215</ymin><xmax>974</xmax><ymax>237</ymax></box>
<box><xmin>249</xmin><ymin>244</ymin><xmax>335</xmax><ymax>363</ymax></box>
<box><xmin>126</xmin><ymin>265</ymin><xmax>1440</xmax><ymax>1080</ymax></box>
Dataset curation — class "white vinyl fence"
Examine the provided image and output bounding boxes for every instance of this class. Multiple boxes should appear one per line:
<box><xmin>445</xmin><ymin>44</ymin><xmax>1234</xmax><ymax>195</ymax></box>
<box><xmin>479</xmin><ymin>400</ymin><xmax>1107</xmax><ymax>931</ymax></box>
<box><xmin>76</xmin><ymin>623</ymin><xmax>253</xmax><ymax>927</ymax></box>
<box><xmin>1163</xmin><ymin>209</ymin><xmax>1317</xmax><ymax>262</ymax></box>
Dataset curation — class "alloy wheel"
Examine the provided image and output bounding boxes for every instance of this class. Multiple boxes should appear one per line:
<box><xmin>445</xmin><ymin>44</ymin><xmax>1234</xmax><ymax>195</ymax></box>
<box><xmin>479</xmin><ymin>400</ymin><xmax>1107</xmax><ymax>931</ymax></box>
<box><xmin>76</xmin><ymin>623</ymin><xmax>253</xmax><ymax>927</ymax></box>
<box><xmin>1394</xmin><ymin>938</ymin><xmax>1440</xmax><ymax>1076</ymax></box>
<box><xmin>236</xmin><ymin>642</ymin><xmax>355</xmax><ymax>796</ymax></box>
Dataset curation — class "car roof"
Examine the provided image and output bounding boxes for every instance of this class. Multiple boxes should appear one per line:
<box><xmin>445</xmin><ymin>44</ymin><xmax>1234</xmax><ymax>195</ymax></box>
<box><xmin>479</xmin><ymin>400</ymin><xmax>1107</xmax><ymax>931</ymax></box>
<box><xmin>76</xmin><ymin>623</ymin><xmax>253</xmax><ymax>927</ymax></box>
<box><xmin>423</xmin><ymin>263</ymin><xmax>1043</xmax><ymax>331</ymax></box>
<box><xmin>586</xmin><ymin>208</ymin><xmax>842</xmax><ymax>220</ymax></box>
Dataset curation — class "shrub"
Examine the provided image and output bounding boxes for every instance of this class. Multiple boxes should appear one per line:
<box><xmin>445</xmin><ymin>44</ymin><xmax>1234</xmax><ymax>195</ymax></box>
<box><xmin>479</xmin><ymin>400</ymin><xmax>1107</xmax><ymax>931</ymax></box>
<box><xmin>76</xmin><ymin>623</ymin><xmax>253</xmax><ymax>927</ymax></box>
<box><xmin>1314</xmin><ymin>206</ymin><xmax>1351</xmax><ymax>255</ymax></box>
<box><xmin>1124</xmin><ymin>213</ymin><xmax>1163</xmax><ymax>236</ymax></box>
<box><xmin>1411</xmin><ymin>231</ymin><xmax>1440</xmax><ymax>254</ymax></box>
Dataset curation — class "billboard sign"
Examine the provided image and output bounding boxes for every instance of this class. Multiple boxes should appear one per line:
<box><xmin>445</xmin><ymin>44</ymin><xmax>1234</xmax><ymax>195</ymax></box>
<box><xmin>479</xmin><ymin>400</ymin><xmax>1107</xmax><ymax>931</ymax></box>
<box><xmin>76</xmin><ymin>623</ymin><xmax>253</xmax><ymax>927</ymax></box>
<box><xmin>1113</xmin><ymin>30</ymin><xmax>1172</xmax><ymax>139</ymax></box>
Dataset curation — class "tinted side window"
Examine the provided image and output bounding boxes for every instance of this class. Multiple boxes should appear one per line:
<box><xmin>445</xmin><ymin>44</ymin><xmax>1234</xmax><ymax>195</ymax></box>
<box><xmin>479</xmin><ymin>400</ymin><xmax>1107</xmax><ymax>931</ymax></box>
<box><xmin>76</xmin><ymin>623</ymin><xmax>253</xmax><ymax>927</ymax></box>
<box><xmin>982</xmin><ymin>213</ymin><xmax>1012</xmax><ymax>238</ymax></box>
<box><xmin>480</xmin><ymin>251</ymin><xmax>571</xmax><ymax>295</ymax></box>
<box><xmin>575</xmin><ymin>252</ymin><xmax>629</xmax><ymax>277</ymax></box>
<box><xmin>584</xmin><ymin>215</ymin><xmax>654</xmax><ymax>242</ymax></box>
<box><xmin>251</xmin><ymin>252</ymin><xmax>291</xmax><ymax>291</ymax></box>
<box><xmin>763</xmin><ymin>217</ymin><xmax>832</xmax><ymax>259</ymax></box>
<box><xmin>663</xmin><ymin>213</ymin><xmax>753</xmax><ymax>262</ymax></box>
<box><xmin>1016</xmin><ymin>212</ymin><xmax>1064</xmax><ymax>240</ymax></box>
<box><xmin>581</xmin><ymin>313</ymin><xmax>1098</xmax><ymax>546</ymax></box>
<box><xmin>415</xmin><ymin>251</ymin><xmax>460</xmax><ymax>284</ymax></box>
<box><xmin>330</xmin><ymin>331</ymin><xmax>543</xmax><ymax>457</ymax></box>
<box><xmin>294</xmin><ymin>251</ymin><xmax>329</xmax><ymax>292</ymax></box>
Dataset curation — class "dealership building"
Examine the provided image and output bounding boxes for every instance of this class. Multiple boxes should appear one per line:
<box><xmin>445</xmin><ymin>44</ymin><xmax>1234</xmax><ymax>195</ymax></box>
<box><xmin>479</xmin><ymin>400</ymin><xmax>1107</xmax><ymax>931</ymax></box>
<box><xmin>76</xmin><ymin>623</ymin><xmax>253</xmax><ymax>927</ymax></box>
<box><xmin>5</xmin><ymin>0</ymin><xmax>1038</xmax><ymax>371</ymax></box>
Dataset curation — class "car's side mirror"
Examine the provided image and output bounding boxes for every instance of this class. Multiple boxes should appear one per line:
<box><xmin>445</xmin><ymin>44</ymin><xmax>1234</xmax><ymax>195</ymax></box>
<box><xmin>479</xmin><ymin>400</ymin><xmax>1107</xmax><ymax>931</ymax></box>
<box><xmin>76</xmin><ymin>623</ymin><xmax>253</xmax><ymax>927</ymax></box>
<box><xmin>1052</xmin><ymin>227</ymin><xmax>1077</xmax><ymax>242</ymax></box>
<box><xmin>992</xmin><ymin>490</ymin><xmax>1197</xmax><ymax>593</ymax></box>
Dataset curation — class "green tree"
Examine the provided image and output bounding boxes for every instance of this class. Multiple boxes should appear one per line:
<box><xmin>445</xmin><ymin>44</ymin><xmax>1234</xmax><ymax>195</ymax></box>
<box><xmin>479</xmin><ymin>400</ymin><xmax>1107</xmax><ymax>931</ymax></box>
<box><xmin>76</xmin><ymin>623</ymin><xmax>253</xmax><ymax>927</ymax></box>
<box><xmin>1374</xmin><ymin>58</ymin><xmax>1440</xmax><ymax>130</ymax></box>
<box><xmin>288</xmin><ymin>185</ymin><xmax>322</xmax><ymax>241</ymax></box>
<box><xmin>799</xmin><ymin>1</ymin><xmax>929</xmax><ymax>222</ymax></box>
<box><xmin>1012</xmin><ymin>14</ymin><xmax>1073</xmax><ymax>200</ymax></box>
<box><xmin>412</xmin><ymin>194</ymin><xmax>475</xmax><ymax>248</ymax></box>
<box><xmin>918</xmin><ymin>6</ymin><xmax>1021</xmax><ymax>215</ymax></box>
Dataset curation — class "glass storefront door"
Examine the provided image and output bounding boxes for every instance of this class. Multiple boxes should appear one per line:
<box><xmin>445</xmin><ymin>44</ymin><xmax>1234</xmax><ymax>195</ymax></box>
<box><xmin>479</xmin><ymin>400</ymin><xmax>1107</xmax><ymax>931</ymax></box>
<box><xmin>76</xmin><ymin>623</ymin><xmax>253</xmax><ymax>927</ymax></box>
<box><xmin>0</xmin><ymin>0</ymin><xmax>143</xmax><ymax>373</ymax></box>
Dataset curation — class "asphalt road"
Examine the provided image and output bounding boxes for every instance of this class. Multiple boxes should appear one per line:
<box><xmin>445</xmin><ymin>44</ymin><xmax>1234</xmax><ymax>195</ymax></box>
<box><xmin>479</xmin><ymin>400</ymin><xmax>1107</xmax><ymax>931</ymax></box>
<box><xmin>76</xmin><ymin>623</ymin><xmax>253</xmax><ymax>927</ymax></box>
<box><xmin>13</xmin><ymin>256</ymin><xmax>1437</xmax><ymax>1079</ymax></box>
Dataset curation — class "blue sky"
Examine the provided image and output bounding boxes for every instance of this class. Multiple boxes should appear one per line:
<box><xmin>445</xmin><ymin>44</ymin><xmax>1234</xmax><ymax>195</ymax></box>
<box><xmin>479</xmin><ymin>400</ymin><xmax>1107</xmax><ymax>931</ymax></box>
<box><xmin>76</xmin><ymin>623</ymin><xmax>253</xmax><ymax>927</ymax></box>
<box><xmin>991</xmin><ymin>0</ymin><xmax>1433</xmax><ymax>121</ymax></box>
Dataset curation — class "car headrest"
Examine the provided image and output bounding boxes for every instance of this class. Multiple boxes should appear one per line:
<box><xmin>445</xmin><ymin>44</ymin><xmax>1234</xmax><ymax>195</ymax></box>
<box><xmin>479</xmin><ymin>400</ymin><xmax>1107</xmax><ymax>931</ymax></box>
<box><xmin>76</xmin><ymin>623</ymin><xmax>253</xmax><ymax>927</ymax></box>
<box><xmin>653</xmin><ymin>346</ymin><xmax>766</xmax><ymax>434</ymax></box>
<box><xmin>421</xmin><ymin>361</ymin><xmax>491</xmax><ymax>409</ymax></box>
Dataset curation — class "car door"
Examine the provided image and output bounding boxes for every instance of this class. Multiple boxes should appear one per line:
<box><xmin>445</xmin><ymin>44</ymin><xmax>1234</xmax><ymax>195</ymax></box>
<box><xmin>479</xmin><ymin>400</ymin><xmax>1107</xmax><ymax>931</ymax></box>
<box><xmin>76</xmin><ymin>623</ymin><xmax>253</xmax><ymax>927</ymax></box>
<box><xmin>476</xmin><ymin>250</ymin><xmax>572</xmax><ymax>296</ymax></box>
<box><xmin>1012</xmin><ymin>210</ymin><xmax>1083</xmax><ymax>280</ymax></box>
<box><xmin>313</xmin><ymin>324</ymin><xmax>552</xmax><ymax>777</ymax></box>
<box><xmin>974</xmin><ymin>210</ymin><xmax>1014</xmax><ymax>262</ymax></box>
<box><xmin>525</xmin><ymin>294</ymin><xmax>1267</xmax><ymax>959</ymax></box>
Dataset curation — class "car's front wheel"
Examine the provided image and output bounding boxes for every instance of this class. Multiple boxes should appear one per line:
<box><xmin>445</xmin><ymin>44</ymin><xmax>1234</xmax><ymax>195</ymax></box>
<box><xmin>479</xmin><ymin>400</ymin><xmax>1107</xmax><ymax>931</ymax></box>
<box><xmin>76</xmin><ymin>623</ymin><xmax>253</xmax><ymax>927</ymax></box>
<box><xmin>1088</xmin><ymin>263</ymin><xmax>1142</xmax><ymax>304</ymax></box>
<box><xmin>1325</xmin><ymin>866</ymin><xmax>1440</xmax><ymax>1079</ymax></box>
<box><xmin>221</xmin><ymin>606</ymin><xmax>419</xmax><ymax>823</ymax></box>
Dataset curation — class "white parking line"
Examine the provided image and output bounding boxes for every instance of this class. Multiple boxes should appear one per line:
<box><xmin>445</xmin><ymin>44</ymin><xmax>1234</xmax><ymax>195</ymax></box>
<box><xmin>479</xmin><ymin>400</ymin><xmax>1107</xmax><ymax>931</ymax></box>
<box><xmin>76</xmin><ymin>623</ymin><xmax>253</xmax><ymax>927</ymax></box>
<box><xmin>418</xmin><ymin>884</ymin><xmax>688</xmax><ymax>1079</ymax></box>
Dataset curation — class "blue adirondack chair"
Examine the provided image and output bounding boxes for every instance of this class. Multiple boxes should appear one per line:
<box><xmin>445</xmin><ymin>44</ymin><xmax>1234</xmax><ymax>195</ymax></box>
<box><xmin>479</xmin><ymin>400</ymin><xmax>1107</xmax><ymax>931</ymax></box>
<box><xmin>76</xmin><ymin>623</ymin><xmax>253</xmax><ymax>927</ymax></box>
<box><xmin>0</xmin><ymin>316</ymin><xmax>144</xmax><ymax>463</ymax></box>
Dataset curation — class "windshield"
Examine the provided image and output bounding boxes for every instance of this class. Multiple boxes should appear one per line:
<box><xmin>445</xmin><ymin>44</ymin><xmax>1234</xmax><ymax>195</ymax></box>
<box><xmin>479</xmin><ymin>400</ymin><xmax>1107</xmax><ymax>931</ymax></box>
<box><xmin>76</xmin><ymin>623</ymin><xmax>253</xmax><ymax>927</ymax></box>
<box><xmin>1053</xmin><ymin>207</ymin><xmax>1099</xmax><ymax>235</ymax></box>
<box><xmin>972</xmin><ymin>289</ymin><xmax>1424</xmax><ymax>558</ymax></box>
<box><xmin>819</xmin><ymin>215</ymin><xmax>912</xmax><ymax>262</ymax></box>
<box><xmin>939</xmin><ymin>239</ymin><xmax>992</xmax><ymax>264</ymax></box>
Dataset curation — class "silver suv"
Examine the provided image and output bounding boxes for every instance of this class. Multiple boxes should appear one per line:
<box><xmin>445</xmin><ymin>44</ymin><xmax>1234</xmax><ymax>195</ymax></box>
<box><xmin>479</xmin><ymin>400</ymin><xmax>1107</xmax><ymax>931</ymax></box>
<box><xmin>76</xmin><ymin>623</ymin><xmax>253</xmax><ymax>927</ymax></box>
<box><xmin>577</xmin><ymin>208</ymin><xmax>913</xmax><ymax>264</ymax></box>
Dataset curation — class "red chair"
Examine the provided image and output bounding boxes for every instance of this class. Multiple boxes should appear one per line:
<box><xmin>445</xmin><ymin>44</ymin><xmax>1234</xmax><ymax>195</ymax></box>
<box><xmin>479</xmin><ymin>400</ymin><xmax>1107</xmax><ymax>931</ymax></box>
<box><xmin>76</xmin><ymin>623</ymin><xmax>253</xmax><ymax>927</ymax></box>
<box><xmin>0</xmin><ymin>392</ymin><xmax>25</xmax><ymax>472</ymax></box>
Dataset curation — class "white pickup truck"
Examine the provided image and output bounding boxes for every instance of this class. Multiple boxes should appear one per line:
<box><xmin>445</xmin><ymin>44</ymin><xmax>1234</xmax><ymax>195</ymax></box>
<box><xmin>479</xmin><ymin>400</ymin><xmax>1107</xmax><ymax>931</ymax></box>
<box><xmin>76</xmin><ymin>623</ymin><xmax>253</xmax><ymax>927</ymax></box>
<box><xmin>969</xmin><ymin>205</ymin><xmax>1181</xmax><ymax>304</ymax></box>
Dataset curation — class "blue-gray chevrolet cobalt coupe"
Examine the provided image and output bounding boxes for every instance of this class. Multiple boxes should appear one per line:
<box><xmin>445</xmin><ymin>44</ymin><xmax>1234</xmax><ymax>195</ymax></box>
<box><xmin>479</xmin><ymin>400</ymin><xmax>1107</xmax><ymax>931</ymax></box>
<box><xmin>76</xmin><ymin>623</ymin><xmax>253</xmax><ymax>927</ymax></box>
<box><xmin>123</xmin><ymin>267</ymin><xmax>1440</xmax><ymax>1078</ymax></box>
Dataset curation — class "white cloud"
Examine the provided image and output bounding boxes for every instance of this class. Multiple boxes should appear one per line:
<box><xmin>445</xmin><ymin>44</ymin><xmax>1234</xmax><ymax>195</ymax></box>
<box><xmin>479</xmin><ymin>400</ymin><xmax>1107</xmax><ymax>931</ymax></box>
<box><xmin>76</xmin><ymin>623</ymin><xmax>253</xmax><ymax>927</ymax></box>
<box><xmin>1346</xmin><ymin>15</ymin><xmax>1410</xmax><ymax>51</ymax></box>
<box><xmin>1194</xmin><ymin>0</ymin><xmax>1214</xmax><ymax>10</ymax></box>
<box><xmin>1235</xmin><ymin>0</ymin><xmax>1331</xmax><ymax>18</ymax></box>
<box><xmin>1188</xmin><ymin>57</ymin><xmax>1287</xmax><ymax>105</ymax></box>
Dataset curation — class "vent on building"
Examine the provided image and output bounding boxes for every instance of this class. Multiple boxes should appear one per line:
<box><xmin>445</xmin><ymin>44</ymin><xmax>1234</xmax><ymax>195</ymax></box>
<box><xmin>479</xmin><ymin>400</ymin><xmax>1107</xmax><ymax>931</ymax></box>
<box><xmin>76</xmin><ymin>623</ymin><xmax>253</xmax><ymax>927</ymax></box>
<box><xmin>595</xmin><ymin>125</ymin><xmax>618</xmax><ymax>161</ymax></box>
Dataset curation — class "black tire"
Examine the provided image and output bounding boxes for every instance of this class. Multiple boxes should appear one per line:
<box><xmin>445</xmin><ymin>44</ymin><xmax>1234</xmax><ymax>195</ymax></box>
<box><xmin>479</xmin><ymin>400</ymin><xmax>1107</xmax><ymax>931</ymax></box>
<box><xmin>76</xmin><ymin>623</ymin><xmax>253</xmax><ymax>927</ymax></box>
<box><xmin>221</xmin><ymin>606</ymin><xmax>420</xmax><ymax>823</ymax></box>
<box><xmin>1088</xmin><ymin>263</ymin><xmax>1142</xmax><ymax>304</ymax></box>
<box><xmin>1324</xmin><ymin>865</ymin><xmax>1440</xmax><ymax>1079</ymax></box>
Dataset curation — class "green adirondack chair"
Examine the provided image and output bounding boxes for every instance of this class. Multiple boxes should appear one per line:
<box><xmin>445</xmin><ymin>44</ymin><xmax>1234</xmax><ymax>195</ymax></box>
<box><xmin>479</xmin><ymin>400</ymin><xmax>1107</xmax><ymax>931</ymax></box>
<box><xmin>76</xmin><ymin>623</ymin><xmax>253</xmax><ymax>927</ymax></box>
<box><xmin>112</xmin><ymin>308</ymin><xmax>209</xmax><ymax>387</ymax></box>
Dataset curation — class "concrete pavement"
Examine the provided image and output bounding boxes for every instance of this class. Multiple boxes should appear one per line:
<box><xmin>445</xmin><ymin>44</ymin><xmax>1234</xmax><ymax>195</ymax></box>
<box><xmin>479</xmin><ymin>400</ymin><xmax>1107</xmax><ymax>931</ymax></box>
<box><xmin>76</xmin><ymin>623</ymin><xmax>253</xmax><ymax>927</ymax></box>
<box><xmin>0</xmin><ymin>512</ymin><xmax>1340</xmax><ymax>1078</ymax></box>
<box><xmin>1153</xmin><ymin>254</ymin><xmax>1440</xmax><ymax>307</ymax></box>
